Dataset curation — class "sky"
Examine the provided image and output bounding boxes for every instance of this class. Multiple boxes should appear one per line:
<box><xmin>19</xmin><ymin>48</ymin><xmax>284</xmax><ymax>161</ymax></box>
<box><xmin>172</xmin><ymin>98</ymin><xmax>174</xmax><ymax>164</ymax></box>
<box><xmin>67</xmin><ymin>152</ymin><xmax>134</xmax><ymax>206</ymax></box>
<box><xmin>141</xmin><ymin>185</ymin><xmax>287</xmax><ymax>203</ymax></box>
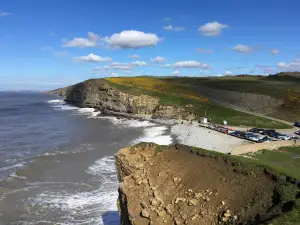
<box><xmin>1</xmin><ymin>0</ymin><xmax>300</xmax><ymax>90</ymax></box>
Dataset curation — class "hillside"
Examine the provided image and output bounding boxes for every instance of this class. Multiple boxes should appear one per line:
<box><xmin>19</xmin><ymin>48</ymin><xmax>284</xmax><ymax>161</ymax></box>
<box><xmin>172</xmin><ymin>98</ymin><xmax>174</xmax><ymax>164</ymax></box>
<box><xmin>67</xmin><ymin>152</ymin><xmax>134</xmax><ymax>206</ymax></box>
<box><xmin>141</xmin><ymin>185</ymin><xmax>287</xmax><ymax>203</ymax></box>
<box><xmin>168</xmin><ymin>75</ymin><xmax>300</xmax><ymax>122</ymax></box>
<box><xmin>51</xmin><ymin>76</ymin><xmax>296</xmax><ymax>129</ymax></box>
<box><xmin>116</xmin><ymin>143</ymin><xmax>300</xmax><ymax>224</ymax></box>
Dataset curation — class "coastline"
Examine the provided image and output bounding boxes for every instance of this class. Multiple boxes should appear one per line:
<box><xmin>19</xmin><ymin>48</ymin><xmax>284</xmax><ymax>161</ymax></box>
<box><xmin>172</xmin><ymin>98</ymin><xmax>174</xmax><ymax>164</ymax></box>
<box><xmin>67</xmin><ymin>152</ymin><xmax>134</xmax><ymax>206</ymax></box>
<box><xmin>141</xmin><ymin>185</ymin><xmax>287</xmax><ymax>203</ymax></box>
<box><xmin>65</xmin><ymin>100</ymin><xmax>249</xmax><ymax>154</ymax></box>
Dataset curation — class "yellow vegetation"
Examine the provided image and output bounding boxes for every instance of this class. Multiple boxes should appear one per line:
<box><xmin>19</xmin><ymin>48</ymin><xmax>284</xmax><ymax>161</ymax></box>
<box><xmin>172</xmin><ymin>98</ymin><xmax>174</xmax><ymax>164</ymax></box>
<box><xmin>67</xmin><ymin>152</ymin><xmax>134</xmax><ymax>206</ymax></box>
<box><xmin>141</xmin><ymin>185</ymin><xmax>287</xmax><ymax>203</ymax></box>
<box><xmin>105</xmin><ymin>77</ymin><xmax>209</xmax><ymax>102</ymax></box>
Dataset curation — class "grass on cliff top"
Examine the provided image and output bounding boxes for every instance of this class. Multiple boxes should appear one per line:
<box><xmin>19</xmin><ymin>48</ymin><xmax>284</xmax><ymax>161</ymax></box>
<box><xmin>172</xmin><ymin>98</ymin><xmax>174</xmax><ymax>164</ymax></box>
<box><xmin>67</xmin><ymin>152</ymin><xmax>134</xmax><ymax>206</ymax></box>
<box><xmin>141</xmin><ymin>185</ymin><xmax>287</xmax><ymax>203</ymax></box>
<box><xmin>245</xmin><ymin>146</ymin><xmax>300</xmax><ymax>181</ymax></box>
<box><xmin>170</xmin><ymin>75</ymin><xmax>300</xmax><ymax>99</ymax></box>
<box><xmin>242</xmin><ymin>146</ymin><xmax>300</xmax><ymax>224</ymax></box>
<box><xmin>137</xmin><ymin>143</ymin><xmax>300</xmax><ymax>224</ymax></box>
<box><xmin>105</xmin><ymin>77</ymin><xmax>290</xmax><ymax>129</ymax></box>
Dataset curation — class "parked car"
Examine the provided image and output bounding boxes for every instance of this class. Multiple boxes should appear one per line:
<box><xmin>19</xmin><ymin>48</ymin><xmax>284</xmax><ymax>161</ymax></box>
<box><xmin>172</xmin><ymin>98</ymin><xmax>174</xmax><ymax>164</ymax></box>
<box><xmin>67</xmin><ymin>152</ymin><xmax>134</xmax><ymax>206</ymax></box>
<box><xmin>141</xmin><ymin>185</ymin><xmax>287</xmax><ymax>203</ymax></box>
<box><xmin>294</xmin><ymin>122</ymin><xmax>300</xmax><ymax>128</ymax></box>
<box><xmin>261</xmin><ymin>130</ymin><xmax>276</xmax><ymax>136</ymax></box>
<box><xmin>228</xmin><ymin>130</ymin><xmax>236</xmax><ymax>135</ymax></box>
<box><xmin>230</xmin><ymin>131</ymin><xmax>241</xmax><ymax>137</ymax></box>
<box><xmin>275</xmin><ymin>133</ymin><xmax>292</xmax><ymax>140</ymax></box>
<box><xmin>220</xmin><ymin>127</ymin><xmax>229</xmax><ymax>134</ymax></box>
<box><xmin>295</xmin><ymin>130</ymin><xmax>300</xmax><ymax>136</ymax></box>
<box><xmin>237</xmin><ymin>132</ymin><xmax>247</xmax><ymax>139</ymax></box>
<box><xmin>249</xmin><ymin>128</ymin><xmax>265</xmax><ymax>134</ymax></box>
<box><xmin>259</xmin><ymin>136</ymin><xmax>276</xmax><ymax>143</ymax></box>
<box><xmin>207</xmin><ymin>125</ymin><xmax>216</xmax><ymax>130</ymax></box>
<box><xmin>245</xmin><ymin>133</ymin><xmax>261</xmax><ymax>142</ymax></box>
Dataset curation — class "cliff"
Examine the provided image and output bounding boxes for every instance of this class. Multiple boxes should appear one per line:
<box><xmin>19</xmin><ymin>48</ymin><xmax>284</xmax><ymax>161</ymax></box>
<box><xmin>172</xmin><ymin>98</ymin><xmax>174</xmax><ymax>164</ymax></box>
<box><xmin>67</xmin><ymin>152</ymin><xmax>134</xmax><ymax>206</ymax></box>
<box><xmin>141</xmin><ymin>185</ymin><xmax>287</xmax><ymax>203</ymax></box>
<box><xmin>115</xmin><ymin>143</ymin><xmax>300</xmax><ymax>225</ymax></box>
<box><xmin>63</xmin><ymin>79</ymin><xmax>197</xmax><ymax>120</ymax></box>
<box><xmin>47</xmin><ymin>86</ymin><xmax>69</xmax><ymax>96</ymax></box>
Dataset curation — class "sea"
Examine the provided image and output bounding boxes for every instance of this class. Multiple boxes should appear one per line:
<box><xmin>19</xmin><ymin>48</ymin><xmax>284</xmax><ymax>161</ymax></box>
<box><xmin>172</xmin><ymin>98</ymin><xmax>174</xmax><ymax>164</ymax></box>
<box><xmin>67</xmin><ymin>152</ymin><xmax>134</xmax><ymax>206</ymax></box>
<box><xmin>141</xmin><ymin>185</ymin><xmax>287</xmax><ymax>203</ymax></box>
<box><xmin>0</xmin><ymin>92</ymin><xmax>173</xmax><ymax>225</ymax></box>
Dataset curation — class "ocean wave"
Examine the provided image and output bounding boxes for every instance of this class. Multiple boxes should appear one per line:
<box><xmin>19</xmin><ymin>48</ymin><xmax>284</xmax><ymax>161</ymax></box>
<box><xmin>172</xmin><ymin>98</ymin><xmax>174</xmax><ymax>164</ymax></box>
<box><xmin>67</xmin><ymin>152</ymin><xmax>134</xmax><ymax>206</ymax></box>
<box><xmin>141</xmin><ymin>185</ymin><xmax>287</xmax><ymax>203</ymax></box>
<box><xmin>9</xmin><ymin>172</ymin><xmax>27</xmax><ymax>180</ymax></box>
<box><xmin>86</xmin><ymin>156</ymin><xmax>116</xmax><ymax>176</ymax></box>
<box><xmin>47</xmin><ymin>99</ymin><xmax>64</xmax><ymax>104</ymax></box>
<box><xmin>41</xmin><ymin>143</ymin><xmax>95</xmax><ymax>156</ymax></box>
<box><xmin>47</xmin><ymin>99</ymin><xmax>101</xmax><ymax>118</ymax></box>
<box><xmin>0</xmin><ymin>162</ymin><xmax>24</xmax><ymax>172</ymax></box>
<box><xmin>26</xmin><ymin>155</ymin><xmax>119</xmax><ymax>225</ymax></box>
<box><xmin>132</xmin><ymin>126</ymin><xmax>173</xmax><ymax>145</ymax></box>
<box><xmin>97</xmin><ymin>116</ymin><xmax>155</xmax><ymax>128</ymax></box>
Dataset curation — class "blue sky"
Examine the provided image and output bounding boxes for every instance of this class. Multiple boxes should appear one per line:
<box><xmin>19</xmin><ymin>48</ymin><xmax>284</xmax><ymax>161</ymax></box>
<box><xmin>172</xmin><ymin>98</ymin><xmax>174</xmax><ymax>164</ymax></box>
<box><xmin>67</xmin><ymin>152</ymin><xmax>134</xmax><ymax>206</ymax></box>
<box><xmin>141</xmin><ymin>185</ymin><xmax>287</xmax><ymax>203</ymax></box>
<box><xmin>1</xmin><ymin>0</ymin><xmax>300</xmax><ymax>90</ymax></box>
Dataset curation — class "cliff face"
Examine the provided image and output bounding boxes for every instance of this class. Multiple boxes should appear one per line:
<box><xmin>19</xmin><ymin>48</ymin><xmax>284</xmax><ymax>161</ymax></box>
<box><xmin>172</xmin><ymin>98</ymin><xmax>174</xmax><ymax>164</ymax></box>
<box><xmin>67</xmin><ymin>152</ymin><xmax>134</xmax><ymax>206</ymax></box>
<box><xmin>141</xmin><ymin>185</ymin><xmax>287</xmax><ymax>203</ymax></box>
<box><xmin>63</xmin><ymin>79</ymin><xmax>196</xmax><ymax>119</ymax></box>
<box><xmin>47</xmin><ymin>87</ymin><xmax>69</xmax><ymax>96</ymax></box>
<box><xmin>115</xmin><ymin>143</ymin><xmax>298</xmax><ymax>225</ymax></box>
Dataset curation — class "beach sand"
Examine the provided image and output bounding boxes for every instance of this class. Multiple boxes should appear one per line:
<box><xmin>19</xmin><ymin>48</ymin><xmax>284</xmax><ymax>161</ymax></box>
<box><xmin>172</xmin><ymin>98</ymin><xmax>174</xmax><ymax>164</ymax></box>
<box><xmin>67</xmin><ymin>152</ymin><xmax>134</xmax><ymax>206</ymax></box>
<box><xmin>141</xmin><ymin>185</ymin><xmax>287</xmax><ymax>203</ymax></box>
<box><xmin>170</xmin><ymin>122</ymin><xmax>250</xmax><ymax>154</ymax></box>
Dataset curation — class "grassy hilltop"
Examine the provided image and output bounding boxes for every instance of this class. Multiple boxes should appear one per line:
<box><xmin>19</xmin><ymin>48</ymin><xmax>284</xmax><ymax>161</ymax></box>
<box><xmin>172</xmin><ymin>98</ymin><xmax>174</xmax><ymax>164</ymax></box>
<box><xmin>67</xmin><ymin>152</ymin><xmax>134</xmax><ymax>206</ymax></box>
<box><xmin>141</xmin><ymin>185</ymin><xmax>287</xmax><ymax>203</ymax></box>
<box><xmin>104</xmin><ymin>75</ymin><xmax>300</xmax><ymax>129</ymax></box>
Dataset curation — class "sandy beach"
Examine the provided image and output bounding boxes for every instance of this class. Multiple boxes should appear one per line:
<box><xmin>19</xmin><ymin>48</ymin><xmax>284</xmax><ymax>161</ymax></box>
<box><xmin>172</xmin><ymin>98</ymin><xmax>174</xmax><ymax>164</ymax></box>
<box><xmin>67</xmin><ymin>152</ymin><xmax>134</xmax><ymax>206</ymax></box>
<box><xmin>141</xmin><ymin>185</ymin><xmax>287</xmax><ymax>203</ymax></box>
<box><xmin>170</xmin><ymin>122</ymin><xmax>250</xmax><ymax>154</ymax></box>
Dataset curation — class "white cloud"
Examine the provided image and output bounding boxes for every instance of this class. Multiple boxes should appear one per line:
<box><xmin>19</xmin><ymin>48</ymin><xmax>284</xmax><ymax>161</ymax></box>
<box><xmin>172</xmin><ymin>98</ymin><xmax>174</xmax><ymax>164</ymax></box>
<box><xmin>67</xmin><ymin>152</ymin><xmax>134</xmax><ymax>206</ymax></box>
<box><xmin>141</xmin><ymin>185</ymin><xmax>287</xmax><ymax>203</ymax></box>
<box><xmin>63</xmin><ymin>32</ymin><xmax>100</xmax><ymax>48</ymax></box>
<box><xmin>232</xmin><ymin>44</ymin><xmax>253</xmax><ymax>53</ymax></box>
<box><xmin>129</xmin><ymin>54</ymin><xmax>140</xmax><ymax>59</ymax></box>
<box><xmin>224</xmin><ymin>70</ymin><xmax>233</xmax><ymax>75</ymax></box>
<box><xmin>111</xmin><ymin>72</ymin><xmax>118</xmax><ymax>77</ymax></box>
<box><xmin>173</xmin><ymin>61</ymin><xmax>210</xmax><ymax>69</ymax></box>
<box><xmin>198</xmin><ymin>21</ymin><xmax>228</xmax><ymax>36</ymax></box>
<box><xmin>75</xmin><ymin>53</ymin><xmax>112</xmax><ymax>62</ymax></box>
<box><xmin>172</xmin><ymin>70</ymin><xmax>180</xmax><ymax>75</ymax></box>
<box><xmin>103</xmin><ymin>30</ymin><xmax>161</xmax><ymax>49</ymax></box>
<box><xmin>163</xmin><ymin>25</ymin><xmax>173</xmax><ymax>31</ymax></box>
<box><xmin>93</xmin><ymin>66</ymin><xmax>102</xmax><ymax>71</ymax></box>
<box><xmin>277</xmin><ymin>60</ymin><xmax>300</xmax><ymax>71</ymax></box>
<box><xmin>110</xmin><ymin>62</ymin><xmax>133</xmax><ymax>70</ymax></box>
<box><xmin>196</xmin><ymin>48</ymin><xmax>213</xmax><ymax>54</ymax></box>
<box><xmin>270</xmin><ymin>49</ymin><xmax>279</xmax><ymax>55</ymax></box>
<box><xmin>163</xmin><ymin>25</ymin><xmax>185</xmax><ymax>31</ymax></box>
<box><xmin>131</xmin><ymin>61</ymin><xmax>148</xmax><ymax>66</ymax></box>
<box><xmin>161</xmin><ymin>64</ymin><xmax>172</xmax><ymax>68</ymax></box>
<box><xmin>0</xmin><ymin>11</ymin><xmax>12</xmax><ymax>18</ymax></box>
<box><xmin>150</xmin><ymin>56</ymin><xmax>167</xmax><ymax>63</ymax></box>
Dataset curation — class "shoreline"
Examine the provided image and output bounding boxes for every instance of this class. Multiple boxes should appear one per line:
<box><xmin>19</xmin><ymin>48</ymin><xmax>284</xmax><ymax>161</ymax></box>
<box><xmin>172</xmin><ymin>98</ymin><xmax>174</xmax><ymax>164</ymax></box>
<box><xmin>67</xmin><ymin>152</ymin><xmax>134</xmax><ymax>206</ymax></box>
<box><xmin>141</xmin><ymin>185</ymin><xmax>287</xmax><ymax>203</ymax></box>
<box><xmin>92</xmin><ymin>108</ymin><xmax>250</xmax><ymax>154</ymax></box>
<box><xmin>52</xmin><ymin>97</ymin><xmax>252</xmax><ymax>154</ymax></box>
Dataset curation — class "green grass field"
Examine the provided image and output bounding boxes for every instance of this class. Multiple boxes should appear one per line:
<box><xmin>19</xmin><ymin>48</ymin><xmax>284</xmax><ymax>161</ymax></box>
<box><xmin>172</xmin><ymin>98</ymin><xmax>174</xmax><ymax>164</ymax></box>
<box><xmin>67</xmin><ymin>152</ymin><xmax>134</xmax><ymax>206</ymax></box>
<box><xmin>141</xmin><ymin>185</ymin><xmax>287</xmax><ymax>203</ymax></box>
<box><xmin>246</xmin><ymin>146</ymin><xmax>300</xmax><ymax>180</ymax></box>
<box><xmin>105</xmin><ymin>77</ymin><xmax>291</xmax><ymax>129</ymax></box>
<box><xmin>243</xmin><ymin>146</ymin><xmax>300</xmax><ymax>224</ymax></box>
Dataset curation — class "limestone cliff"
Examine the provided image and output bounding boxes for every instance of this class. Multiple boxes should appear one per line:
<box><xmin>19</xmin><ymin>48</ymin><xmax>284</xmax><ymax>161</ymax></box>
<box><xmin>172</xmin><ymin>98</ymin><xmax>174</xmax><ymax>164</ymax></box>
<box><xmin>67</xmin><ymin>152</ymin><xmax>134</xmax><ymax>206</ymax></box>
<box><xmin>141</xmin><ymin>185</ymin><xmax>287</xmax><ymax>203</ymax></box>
<box><xmin>62</xmin><ymin>79</ymin><xmax>197</xmax><ymax>120</ymax></box>
<box><xmin>115</xmin><ymin>143</ymin><xmax>299</xmax><ymax>225</ymax></box>
<box><xmin>47</xmin><ymin>87</ymin><xmax>69</xmax><ymax>96</ymax></box>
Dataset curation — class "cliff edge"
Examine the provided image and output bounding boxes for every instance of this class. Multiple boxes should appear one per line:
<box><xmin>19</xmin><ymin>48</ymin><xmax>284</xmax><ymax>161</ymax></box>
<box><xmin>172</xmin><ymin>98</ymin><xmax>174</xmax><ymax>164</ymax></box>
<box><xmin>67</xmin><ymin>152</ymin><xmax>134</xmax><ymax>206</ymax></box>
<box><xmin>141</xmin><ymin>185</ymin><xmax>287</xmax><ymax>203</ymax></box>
<box><xmin>62</xmin><ymin>79</ymin><xmax>197</xmax><ymax>120</ymax></box>
<box><xmin>115</xmin><ymin>143</ymin><xmax>300</xmax><ymax>225</ymax></box>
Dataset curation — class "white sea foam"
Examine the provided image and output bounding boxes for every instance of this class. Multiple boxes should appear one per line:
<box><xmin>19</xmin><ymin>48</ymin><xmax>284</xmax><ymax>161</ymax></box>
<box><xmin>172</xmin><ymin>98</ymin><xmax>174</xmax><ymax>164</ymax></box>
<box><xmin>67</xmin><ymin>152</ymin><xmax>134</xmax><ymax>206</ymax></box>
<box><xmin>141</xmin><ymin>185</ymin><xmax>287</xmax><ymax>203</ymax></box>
<box><xmin>86</xmin><ymin>156</ymin><xmax>116</xmax><ymax>176</ymax></box>
<box><xmin>41</xmin><ymin>143</ymin><xmax>95</xmax><ymax>156</ymax></box>
<box><xmin>0</xmin><ymin>162</ymin><xmax>24</xmax><ymax>172</ymax></box>
<box><xmin>97</xmin><ymin>116</ymin><xmax>155</xmax><ymax>128</ymax></box>
<box><xmin>132</xmin><ymin>126</ymin><xmax>173</xmax><ymax>145</ymax></box>
<box><xmin>9</xmin><ymin>172</ymin><xmax>27</xmax><ymax>180</ymax></box>
<box><xmin>47</xmin><ymin>99</ymin><xmax>64</xmax><ymax>103</ymax></box>
<box><xmin>28</xmin><ymin>155</ymin><xmax>119</xmax><ymax>225</ymax></box>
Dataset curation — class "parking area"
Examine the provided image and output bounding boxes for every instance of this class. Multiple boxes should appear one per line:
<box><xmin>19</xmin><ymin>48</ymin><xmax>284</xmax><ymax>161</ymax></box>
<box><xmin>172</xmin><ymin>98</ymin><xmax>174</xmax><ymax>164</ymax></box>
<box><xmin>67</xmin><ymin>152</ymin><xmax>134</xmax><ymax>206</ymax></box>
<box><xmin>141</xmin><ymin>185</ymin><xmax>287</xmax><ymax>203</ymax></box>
<box><xmin>206</xmin><ymin>124</ymin><xmax>300</xmax><ymax>143</ymax></box>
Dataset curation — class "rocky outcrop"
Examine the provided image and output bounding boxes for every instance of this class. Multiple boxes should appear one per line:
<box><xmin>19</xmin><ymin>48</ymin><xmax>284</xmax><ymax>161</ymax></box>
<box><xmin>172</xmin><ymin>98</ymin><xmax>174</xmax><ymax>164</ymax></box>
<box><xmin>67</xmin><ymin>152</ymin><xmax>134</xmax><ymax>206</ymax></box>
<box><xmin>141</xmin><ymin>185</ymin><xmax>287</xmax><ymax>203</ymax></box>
<box><xmin>47</xmin><ymin>87</ymin><xmax>69</xmax><ymax>96</ymax></box>
<box><xmin>153</xmin><ymin>105</ymin><xmax>197</xmax><ymax>120</ymax></box>
<box><xmin>62</xmin><ymin>79</ymin><xmax>197</xmax><ymax>120</ymax></box>
<box><xmin>115</xmin><ymin>143</ymin><xmax>299</xmax><ymax>225</ymax></box>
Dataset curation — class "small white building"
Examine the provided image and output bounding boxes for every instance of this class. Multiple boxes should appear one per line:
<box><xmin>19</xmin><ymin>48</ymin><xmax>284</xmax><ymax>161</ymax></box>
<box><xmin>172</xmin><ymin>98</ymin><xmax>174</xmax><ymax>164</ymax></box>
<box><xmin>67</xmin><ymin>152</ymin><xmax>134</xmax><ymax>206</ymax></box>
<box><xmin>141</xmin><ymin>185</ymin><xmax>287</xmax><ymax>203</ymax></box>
<box><xmin>200</xmin><ymin>117</ymin><xmax>208</xmax><ymax>124</ymax></box>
